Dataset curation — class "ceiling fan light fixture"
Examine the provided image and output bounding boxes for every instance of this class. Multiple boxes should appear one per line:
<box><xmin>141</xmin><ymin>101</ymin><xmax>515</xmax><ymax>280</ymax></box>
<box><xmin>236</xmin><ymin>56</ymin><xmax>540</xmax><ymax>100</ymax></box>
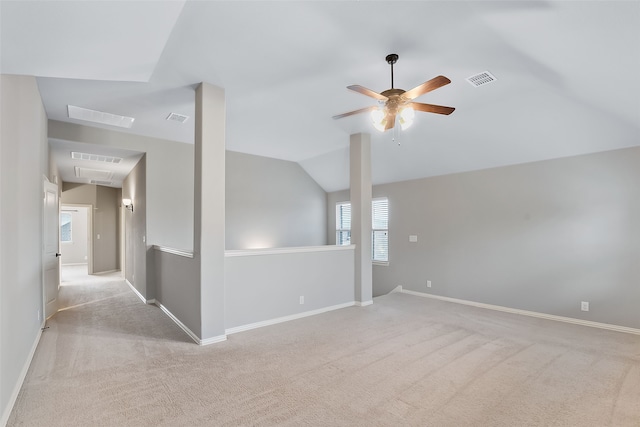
<box><xmin>371</xmin><ymin>109</ymin><xmax>387</xmax><ymax>132</ymax></box>
<box><xmin>399</xmin><ymin>106</ymin><xmax>415</xmax><ymax>130</ymax></box>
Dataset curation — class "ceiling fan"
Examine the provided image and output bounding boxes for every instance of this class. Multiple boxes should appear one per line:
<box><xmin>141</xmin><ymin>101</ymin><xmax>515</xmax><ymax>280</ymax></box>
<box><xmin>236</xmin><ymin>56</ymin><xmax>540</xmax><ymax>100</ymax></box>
<box><xmin>333</xmin><ymin>54</ymin><xmax>455</xmax><ymax>131</ymax></box>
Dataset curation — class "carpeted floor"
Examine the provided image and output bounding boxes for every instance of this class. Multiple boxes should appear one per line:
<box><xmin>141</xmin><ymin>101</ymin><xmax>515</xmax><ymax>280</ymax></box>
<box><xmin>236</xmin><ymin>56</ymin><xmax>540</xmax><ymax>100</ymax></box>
<box><xmin>8</xmin><ymin>267</ymin><xmax>640</xmax><ymax>426</ymax></box>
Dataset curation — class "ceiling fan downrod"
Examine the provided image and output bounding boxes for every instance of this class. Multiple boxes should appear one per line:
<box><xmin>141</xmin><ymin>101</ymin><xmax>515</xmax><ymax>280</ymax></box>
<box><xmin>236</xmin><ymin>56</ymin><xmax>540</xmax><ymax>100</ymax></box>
<box><xmin>386</xmin><ymin>54</ymin><xmax>399</xmax><ymax>89</ymax></box>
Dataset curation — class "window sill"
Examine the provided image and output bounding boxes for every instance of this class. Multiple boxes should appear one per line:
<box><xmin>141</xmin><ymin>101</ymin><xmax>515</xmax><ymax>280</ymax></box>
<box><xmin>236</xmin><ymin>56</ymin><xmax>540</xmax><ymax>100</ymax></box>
<box><xmin>373</xmin><ymin>261</ymin><xmax>389</xmax><ymax>267</ymax></box>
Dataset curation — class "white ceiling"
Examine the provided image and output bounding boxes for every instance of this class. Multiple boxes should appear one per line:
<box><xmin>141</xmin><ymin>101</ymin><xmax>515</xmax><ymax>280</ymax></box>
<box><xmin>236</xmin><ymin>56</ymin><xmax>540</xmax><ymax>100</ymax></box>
<box><xmin>2</xmin><ymin>1</ymin><xmax>639</xmax><ymax>192</ymax></box>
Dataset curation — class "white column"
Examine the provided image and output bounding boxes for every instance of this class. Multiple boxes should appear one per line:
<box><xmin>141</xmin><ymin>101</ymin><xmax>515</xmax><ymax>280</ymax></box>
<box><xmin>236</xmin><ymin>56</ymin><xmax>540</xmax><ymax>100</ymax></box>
<box><xmin>350</xmin><ymin>133</ymin><xmax>373</xmax><ymax>305</ymax></box>
<box><xmin>194</xmin><ymin>82</ymin><xmax>226</xmax><ymax>341</ymax></box>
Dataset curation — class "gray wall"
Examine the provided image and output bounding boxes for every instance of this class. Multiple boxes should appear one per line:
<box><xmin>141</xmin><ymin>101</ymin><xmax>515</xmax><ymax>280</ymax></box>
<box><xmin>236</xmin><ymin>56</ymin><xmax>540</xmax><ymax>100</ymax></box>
<box><xmin>226</xmin><ymin>151</ymin><xmax>327</xmax><ymax>250</ymax></box>
<box><xmin>0</xmin><ymin>75</ymin><xmax>49</xmax><ymax>423</ymax></box>
<box><xmin>154</xmin><ymin>250</ymin><xmax>200</xmax><ymax>336</ymax></box>
<box><xmin>94</xmin><ymin>186</ymin><xmax>119</xmax><ymax>273</ymax></box>
<box><xmin>60</xmin><ymin>183</ymin><xmax>119</xmax><ymax>274</ymax></box>
<box><xmin>49</xmin><ymin>120</ymin><xmax>194</xmax><ymax>251</ymax></box>
<box><xmin>329</xmin><ymin>146</ymin><xmax>640</xmax><ymax>329</ymax></box>
<box><xmin>122</xmin><ymin>156</ymin><xmax>148</xmax><ymax>299</ymax></box>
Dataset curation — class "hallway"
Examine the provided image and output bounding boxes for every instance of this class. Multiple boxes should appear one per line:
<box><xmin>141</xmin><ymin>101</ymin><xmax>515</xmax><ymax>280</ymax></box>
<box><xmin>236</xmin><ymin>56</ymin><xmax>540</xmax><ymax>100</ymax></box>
<box><xmin>8</xmin><ymin>268</ymin><xmax>195</xmax><ymax>426</ymax></box>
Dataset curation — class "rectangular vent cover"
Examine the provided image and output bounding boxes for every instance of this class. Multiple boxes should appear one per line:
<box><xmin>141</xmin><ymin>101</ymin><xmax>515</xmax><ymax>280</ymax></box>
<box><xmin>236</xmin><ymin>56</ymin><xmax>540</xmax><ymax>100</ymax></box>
<box><xmin>466</xmin><ymin>71</ymin><xmax>497</xmax><ymax>87</ymax></box>
<box><xmin>68</xmin><ymin>105</ymin><xmax>135</xmax><ymax>128</ymax></box>
<box><xmin>71</xmin><ymin>151</ymin><xmax>122</xmax><ymax>164</ymax></box>
<box><xmin>90</xmin><ymin>180</ymin><xmax>113</xmax><ymax>186</ymax></box>
<box><xmin>166</xmin><ymin>112</ymin><xmax>189</xmax><ymax>123</ymax></box>
<box><xmin>74</xmin><ymin>166</ymin><xmax>113</xmax><ymax>181</ymax></box>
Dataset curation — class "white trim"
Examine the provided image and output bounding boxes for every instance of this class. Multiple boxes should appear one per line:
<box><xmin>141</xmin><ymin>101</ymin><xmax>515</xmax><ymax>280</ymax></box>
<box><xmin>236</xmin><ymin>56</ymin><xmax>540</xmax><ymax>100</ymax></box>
<box><xmin>225</xmin><ymin>245</ymin><xmax>355</xmax><ymax>258</ymax></box>
<box><xmin>200</xmin><ymin>334</ymin><xmax>228</xmax><ymax>346</ymax></box>
<box><xmin>154</xmin><ymin>301</ymin><xmax>227</xmax><ymax>346</ymax></box>
<box><xmin>153</xmin><ymin>245</ymin><xmax>194</xmax><ymax>259</ymax></box>
<box><xmin>154</xmin><ymin>301</ymin><xmax>200</xmax><ymax>344</ymax></box>
<box><xmin>93</xmin><ymin>269</ymin><xmax>118</xmax><ymax>275</ymax></box>
<box><xmin>400</xmin><ymin>289</ymin><xmax>640</xmax><ymax>336</ymax></box>
<box><xmin>125</xmin><ymin>279</ymin><xmax>151</xmax><ymax>304</ymax></box>
<box><xmin>372</xmin><ymin>261</ymin><xmax>389</xmax><ymax>267</ymax></box>
<box><xmin>354</xmin><ymin>300</ymin><xmax>373</xmax><ymax>307</ymax></box>
<box><xmin>225</xmin><ymin>301</ymin><xmax>356</xmax><ymax>335</ymax></box>
<box><xmin>2</xmin><ymin>323</ymin><xmax>44</xmax><ymax>426</ymax></box>
<box><xmin>389</xmin><ymin>285</ymin><xmax>404</xmax><ymax>294</ymax></box>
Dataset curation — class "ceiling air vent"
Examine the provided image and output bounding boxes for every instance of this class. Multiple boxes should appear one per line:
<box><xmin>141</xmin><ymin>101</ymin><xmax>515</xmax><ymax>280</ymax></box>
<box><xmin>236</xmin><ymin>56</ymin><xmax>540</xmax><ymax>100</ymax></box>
<box><xmin>68</xmin><ymin>105</ymin><xmax>135</xmax><ymax>129</ymax></box>
<box><xmin>71</xmin><ymin>151</ymin><xmax>122</xmax><ymax>164</ymax></box>
<box><xmin>74</xmin><ymin>166</ymin><xmax>113</xmax><ymax>181</ymax></box>
<box><xmin>90</xmin><ymin>180</ymin><xmax>114</xmax><ymax>186</ymax></box>
<box><xmin>466</xmin><ymin>71</ymin><xmax>497</xmax><ymax>87</ymax></box>
<box><xmin>166</xmin><ymin>112</ymin><xmax>189</xmax><ymax>123</ymax></box>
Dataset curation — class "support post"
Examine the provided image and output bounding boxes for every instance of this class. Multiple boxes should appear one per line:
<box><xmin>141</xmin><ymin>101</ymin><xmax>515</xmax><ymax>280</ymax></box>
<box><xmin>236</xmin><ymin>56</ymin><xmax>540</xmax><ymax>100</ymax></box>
<box><xmin>194</xmin><ymin>82</ymin><xmax>226</xmax><ymax>342</ymax></box>
<box><xmin>350</xmin><ymin>133</ymin><xmax>373</xmax><ymax>305</ymax></box>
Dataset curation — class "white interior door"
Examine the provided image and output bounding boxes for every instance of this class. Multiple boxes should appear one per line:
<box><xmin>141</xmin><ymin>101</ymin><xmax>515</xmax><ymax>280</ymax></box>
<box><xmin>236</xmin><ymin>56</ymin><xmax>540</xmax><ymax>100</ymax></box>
<box><xmin>43</xmin><ymin>179</ymin><xmax>60</xmax><ymax>319</ymax></box>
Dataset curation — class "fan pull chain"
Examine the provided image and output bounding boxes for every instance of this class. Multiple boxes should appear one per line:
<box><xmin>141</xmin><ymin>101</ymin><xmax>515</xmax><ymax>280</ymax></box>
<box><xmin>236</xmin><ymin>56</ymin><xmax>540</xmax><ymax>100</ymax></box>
<box><xmin>392</xmin><ymin>126</ymin><xmax>400</xmax><ymax>146</ymax></box>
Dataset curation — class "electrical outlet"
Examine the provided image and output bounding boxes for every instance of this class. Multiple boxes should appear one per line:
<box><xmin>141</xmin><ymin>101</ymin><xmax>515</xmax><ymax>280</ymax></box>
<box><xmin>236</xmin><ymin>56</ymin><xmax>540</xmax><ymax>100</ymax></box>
<box><xmin>37</xmin><ymin>310</ymin><xmax>41</xmax><ymax>321</ymax></box>
<box><xmin>427</xmin><ymin>280</ymin><xmax>432</xmax><ymax>288</ymax></box>
<box><xmin>299</xmin><ymin>296</ymin><xmax>304</xmax><ymax>305</ymax></box>
<box><xmin>581</xmin><ymin>301</ymin><xmax>589</xmax><ymax>312</ymax></box>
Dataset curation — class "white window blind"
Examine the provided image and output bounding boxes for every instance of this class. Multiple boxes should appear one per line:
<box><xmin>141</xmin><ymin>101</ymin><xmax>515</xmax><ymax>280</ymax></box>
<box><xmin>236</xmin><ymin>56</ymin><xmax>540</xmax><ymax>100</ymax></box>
<box><xmin>372</xmin><ymin>198</ymin><xmax>389</xmax><ymax>262</ymax></box>
<box><xmin>335</xmin><ymin>198</ymin><xmax>389</xmax><ymax>262</ymax></box>
<box><xmin>336</xmin><ymin>202</ymin><xmax>351</xmax><ymax>245</ymax></box>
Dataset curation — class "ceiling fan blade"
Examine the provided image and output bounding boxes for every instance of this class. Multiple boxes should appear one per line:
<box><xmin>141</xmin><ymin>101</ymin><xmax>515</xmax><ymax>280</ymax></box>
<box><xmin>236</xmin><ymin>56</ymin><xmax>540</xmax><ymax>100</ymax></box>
<box><xmin>410</xmin><ymin>102</ymin><xmax>455</xmax><ymax>115</ymax></box>
<box><xmin>347</xmin><ymin>85</ymin><xmax>388</xmax><ymax>101</ymax></box>
<box><xmin>332</xmin><ymin>105</ymin><xmax>378</xmax><ymax>120</ymax></box>
<box><xmin>384</xmin><ymin>113</ymin><xmax>396</xmax><ymax>131</ymax></box>
<box><xmin>402</xmin><ymin>75</ymin><xmax>451</xmax><ymax>100</ymax></box>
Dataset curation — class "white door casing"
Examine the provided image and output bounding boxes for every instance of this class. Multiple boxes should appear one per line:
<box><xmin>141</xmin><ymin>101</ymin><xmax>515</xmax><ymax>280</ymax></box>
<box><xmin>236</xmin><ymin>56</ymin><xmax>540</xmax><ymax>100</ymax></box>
<box><xmin>43</xmin><ymin>179</ymin><xmax>60</xmax><ymax>319</ymax></box>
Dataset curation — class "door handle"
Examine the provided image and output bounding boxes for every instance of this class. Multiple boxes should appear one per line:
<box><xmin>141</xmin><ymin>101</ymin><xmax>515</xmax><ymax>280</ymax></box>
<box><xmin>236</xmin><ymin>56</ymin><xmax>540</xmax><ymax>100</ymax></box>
<box><xmin>55</xmin><ymin>253</ymin><xmax>62</xmax><ymax>257</ymax></box>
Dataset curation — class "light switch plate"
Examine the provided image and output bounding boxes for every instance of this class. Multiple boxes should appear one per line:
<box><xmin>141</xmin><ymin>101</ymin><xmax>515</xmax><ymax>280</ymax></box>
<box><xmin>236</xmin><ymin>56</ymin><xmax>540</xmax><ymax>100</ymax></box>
<box><xmin>409</xmin><ymin>235</ymin><xmax>418</xmax><ymax>243</ymax></box>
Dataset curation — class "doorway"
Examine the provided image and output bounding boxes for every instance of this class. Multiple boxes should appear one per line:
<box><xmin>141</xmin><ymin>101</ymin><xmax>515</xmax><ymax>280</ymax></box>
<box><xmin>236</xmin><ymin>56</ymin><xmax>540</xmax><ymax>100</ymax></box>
<box><xmin>60</xmin><ymin>204</ymin><xmax>93</xmax><ymax>282</ymax></box>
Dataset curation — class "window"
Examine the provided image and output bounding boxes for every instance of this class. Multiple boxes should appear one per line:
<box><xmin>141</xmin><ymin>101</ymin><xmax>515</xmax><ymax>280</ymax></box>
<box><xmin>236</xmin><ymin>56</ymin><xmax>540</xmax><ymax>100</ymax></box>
<box><xmin>336</xmin><ymin>202</ymin><xmax>351</xmax><ymax>245</ymax></box>
<box><xmin>335</xmin><ymin>198</ymin><xmax>389</xmax><ymax>263</ymax></box>
<box><xmin>371</xmin><ymin>198</ymin><xmax>389</xmax><ymax>262</ymax></box>
<box><xmin>60</xmin><ymin>212</ymin><xmax>72</xmax><ymax>243</ymax></box>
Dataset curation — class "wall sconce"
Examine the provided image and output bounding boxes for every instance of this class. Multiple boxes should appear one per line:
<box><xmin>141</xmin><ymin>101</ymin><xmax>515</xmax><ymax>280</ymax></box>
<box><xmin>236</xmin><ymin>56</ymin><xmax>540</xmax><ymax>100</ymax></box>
<box><xmin>123</xmin><ymin>198</ymin><xmax>133</xmax><ymax>212</ymax></box>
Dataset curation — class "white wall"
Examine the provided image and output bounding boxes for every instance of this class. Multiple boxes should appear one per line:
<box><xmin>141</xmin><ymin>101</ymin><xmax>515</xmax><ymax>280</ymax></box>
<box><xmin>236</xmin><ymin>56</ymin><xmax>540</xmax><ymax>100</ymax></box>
<box><xmin>224</xmin><ymin>246</ymin><xmax>355</xmax><ymax>330</ymax></box>
<box><xmin>60</xmin><ymin>206</ymin><xmax>89</xmax><ymax>265</ymax></box>
<box><xmin>226</xmin><ymin>151</ymin><xmax>327</xmax><ymax>250</ymax></box>
<box><xmin>1</xmin><ymin>75</ymin><xmax>49</xmax><ymax>425</ymax></box>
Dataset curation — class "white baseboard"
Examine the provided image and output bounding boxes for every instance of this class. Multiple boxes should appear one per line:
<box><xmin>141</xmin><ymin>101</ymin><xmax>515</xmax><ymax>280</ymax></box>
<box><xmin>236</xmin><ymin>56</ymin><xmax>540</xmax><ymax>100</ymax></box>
<box><xmin>154</xmin><ymin>301</ymin><xmax>227</xmax><ymax>346</ymax></box>
<box><xmin>354</xmin><ymin>300</ymin><xmax>373</xmax><ymax>307</ymax></box>
<box><xmin>399</xmin><ymin>288</ymin><xmax>640</xmax><ymax>336</ymax></box>
<box><xmin>2</xmin><ymin>322</ymin><xmax>44</xmax><ymax>427</ymax></box>
<box><xmin>124</xmin><ymin>279</ymin><xmax>155</xmax><ymax>305</ymax></box>
<box><xmin>225</xmin><ymin>301</ymin><xmax>356</xmax><ymax>335</ymax></box>
<box><xmin>93</xmin><ymin>269</ymin><xmax>119</xmax><ymax>275</ymax></box>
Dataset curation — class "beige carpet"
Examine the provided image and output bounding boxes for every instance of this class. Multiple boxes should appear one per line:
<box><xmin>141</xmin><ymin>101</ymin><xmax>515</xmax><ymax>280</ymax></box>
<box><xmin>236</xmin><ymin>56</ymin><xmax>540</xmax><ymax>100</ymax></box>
<box><xmin>8</xmin><ymin>269</ymin><xmax>640</xmax><ymax>426</ymax></box>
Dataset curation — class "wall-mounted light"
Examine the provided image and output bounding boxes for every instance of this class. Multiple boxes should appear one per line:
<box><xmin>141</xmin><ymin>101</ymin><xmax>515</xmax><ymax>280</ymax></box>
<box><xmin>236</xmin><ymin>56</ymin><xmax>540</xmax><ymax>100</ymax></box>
<box><xmin>123</xmin><ymin>198</ymin><xmax>133</xmax><ymax>212</ymax></box>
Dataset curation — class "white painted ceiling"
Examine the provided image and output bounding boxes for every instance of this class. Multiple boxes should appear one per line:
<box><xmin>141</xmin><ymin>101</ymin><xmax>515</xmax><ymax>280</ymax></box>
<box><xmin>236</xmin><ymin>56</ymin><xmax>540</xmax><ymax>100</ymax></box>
<box><xmin>2</xmin><ymin>1</ymin><xmax>639</xmax><ymax>192</ymax></box>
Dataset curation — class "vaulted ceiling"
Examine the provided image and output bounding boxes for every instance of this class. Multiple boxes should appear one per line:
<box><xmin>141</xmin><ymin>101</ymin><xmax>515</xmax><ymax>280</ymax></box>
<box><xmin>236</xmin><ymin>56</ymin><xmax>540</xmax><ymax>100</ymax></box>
<box><xmin>2</xmin><ymin>1</ymin><xmax>639</xmax><ymax>191</ymax></box>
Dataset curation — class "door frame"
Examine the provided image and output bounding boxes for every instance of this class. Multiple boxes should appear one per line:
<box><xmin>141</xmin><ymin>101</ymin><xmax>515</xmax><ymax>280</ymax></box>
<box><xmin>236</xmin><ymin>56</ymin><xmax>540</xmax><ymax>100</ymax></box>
<box><xmin>60</xmin><ymin>203</ymin><xmax>94</xmax><ymax>274</ymax></box>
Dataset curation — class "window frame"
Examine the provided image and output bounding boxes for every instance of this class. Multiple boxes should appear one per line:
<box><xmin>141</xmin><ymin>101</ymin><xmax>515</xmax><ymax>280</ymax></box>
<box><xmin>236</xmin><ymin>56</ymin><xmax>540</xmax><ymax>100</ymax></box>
<box><xmin>335</xmin><ymin>201</ymin><xmax>351</xmax><ymax>246</ymax></box>
<box><xmin>334</xmin><ymin>197</ymin><xmax>389</xmax><ymax>265</ymax></box>
<box><xmin>371</xmin><ymin>197</ymin><xmax>389</xmax><ymax>265</ymax></box>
